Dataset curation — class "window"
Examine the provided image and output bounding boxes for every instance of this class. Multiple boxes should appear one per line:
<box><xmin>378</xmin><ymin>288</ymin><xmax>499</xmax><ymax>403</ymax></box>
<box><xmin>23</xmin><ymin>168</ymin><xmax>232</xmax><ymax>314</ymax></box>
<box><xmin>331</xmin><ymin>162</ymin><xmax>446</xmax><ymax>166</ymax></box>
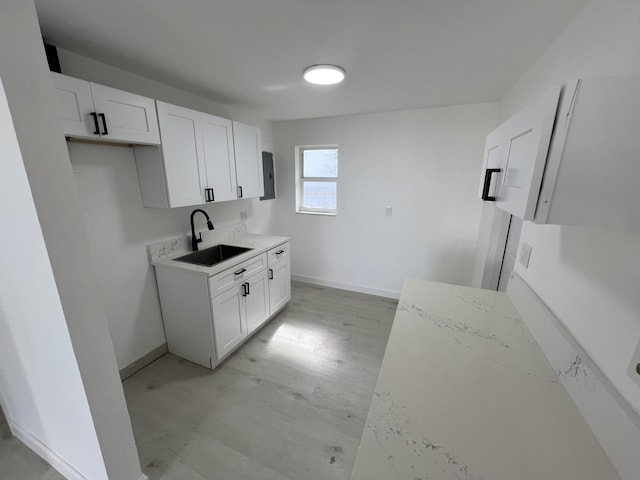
<box><xmin>296</xmin><ymin>146</ymin><xmax>338</xmax><ymax>215</ymax></box>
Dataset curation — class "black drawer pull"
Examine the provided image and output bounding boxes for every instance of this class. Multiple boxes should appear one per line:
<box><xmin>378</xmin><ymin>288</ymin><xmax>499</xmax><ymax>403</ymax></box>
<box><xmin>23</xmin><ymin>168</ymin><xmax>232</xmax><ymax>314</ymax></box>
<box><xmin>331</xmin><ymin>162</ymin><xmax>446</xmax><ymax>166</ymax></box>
<box><xmin>234</xmin><ymin>268</ymin><xmax>246</xmax><ymax>276</ymax></box>
<box><xmin>98</xmin><ymin>113</ymin><xmax>108</xmax><ymax>135</ymax></box>
<box><xmin>269</xmin><ymin>268</ymin><xmax>273</xmax><ymax>280</ymax></box>
<box><xmin>482</xmin><ymin>168</ymin><xmax>501</xmax><ymax>201</ymax></box>
<box><xmin>275</xmin><ymin>250</ymin><xmax>285</xmax><ymax>256</ymax></box>
<box><xmin>90</xmin><ymin>112</ymin><xmax>100</xmax><ymax>135</ymax></box>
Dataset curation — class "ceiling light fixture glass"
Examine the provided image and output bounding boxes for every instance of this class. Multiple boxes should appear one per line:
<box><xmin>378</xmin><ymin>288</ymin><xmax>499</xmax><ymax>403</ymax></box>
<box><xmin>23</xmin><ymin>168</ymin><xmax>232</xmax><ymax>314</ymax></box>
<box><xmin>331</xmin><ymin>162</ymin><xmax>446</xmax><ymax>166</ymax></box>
<box><xmin>303</xmin><ymin>65</ymin><xmax>345</xmax><ymax>85</ymax></box>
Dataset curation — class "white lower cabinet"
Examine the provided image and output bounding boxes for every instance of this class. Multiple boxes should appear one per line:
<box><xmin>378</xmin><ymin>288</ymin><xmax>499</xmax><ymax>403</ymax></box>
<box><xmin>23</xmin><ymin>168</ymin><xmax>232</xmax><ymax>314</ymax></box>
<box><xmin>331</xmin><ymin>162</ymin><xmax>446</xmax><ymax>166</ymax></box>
<box><xmin>244</xmin><ymin>269</ymin><xmax>271</xmax><ymax>335</ymax></box>
<box><xmin>155</xmin><ymin>241</ymin><xmax>291</xmax><ymax>369</ymax></box>
<box><xmin>211</xmin><ymin>283</ymin><xmax>246</xmax><ymax>360</ymax></box>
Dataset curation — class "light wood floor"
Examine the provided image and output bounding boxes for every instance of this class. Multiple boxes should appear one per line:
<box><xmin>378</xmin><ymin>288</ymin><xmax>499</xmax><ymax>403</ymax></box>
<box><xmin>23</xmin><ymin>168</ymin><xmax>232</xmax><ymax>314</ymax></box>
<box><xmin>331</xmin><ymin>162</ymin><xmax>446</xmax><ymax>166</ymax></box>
<box><xmin>124</xmin><ymin>282</ymin><xmax>397</xmax><ymax>480</ymax></box>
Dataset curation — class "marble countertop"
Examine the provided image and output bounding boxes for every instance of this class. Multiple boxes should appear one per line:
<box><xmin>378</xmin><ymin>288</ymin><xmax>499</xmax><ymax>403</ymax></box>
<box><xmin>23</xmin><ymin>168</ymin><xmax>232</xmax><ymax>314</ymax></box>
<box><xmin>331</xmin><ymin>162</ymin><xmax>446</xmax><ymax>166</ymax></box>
<box><xmin>351</xmin><ymin>279</ymin><xmax>618</xmax><ymax>480</ymax></box>
<box><xmin>151</xmin><ymin>233</ymin><xmax>289</xmax><ymax>277</ymax></box>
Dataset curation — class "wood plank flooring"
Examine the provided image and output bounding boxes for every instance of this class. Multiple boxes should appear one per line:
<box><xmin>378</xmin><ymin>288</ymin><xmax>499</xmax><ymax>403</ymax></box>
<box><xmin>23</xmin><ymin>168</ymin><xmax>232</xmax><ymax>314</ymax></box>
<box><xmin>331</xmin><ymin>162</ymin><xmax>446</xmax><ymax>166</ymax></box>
<box><xmin>124</xmin><ymin>281</ymin><xmax>397</xmax><ymax>480</ymax></box>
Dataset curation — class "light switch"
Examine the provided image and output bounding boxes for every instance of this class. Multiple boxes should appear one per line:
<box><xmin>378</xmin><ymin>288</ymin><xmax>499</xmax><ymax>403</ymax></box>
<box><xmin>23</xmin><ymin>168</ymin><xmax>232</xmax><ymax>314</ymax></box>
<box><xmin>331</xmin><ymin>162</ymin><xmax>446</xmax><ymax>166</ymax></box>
<box><xmin>519</xmin><ymin>243</ymin><xmax>532</xmax><ymax>268</ymax></box>
<box><xmin>385</xmin><ymin>206</ymin><xmax>392</xmax><ymax>217</ymax></box>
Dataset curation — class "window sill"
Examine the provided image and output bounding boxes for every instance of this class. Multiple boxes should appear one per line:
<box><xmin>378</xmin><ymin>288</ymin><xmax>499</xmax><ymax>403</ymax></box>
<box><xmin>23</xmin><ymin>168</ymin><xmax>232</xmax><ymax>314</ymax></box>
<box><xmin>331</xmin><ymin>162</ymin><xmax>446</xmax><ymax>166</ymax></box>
<box><xmin>296</xmin><ymin>209</ymin><xmax>336</xmax><ymax>216</ymax></box>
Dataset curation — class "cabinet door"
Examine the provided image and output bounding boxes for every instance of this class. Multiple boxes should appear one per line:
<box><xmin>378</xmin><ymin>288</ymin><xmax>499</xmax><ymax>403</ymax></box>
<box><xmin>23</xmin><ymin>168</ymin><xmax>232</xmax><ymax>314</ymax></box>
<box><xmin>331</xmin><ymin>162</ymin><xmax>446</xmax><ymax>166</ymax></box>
<box><xmin>538</xmin><ymin>76</ymin><xmax>640</xmax><ymax>228</ymax></box>
<box><xmin>90</xmin><ymin>83</ymin><xmax>160</xmax><ymax>145</ymax></box>
<box><xmin>245</xmin><ymin>269</ymin><xmax>271</xmax><ymax>335</ymax></box>
<box><xmin>232</xmin><ymin>121</ymin><xmax>264</xmax><ymax>199</ymax></box>
<box><xmin>156</xmin><ymin>101</ymin><xmax>206</xmax><ymax>207</ymax></box>
<box><xmin>268</xmin><ymin>259</ymin><xmax>291</xmax><ymax>314</ymax></box>
<box><xmin>479</xmin><ymin>87</ymin><xmax>560</xmax><ymax>220</ymax></box>
<box><xmin>211</xmin><ymin>285</ymin><xmax>246</xmax><ymax>360</ymax></box>
<box><xmin>51</xmin><ymin>72</ymin><xmax>97</xmax><ymax>138</ymax></box>
<box><xmin>201</xmin><ymin>113</ymin><xmax>237</xmax><ymax>202</ymax></box>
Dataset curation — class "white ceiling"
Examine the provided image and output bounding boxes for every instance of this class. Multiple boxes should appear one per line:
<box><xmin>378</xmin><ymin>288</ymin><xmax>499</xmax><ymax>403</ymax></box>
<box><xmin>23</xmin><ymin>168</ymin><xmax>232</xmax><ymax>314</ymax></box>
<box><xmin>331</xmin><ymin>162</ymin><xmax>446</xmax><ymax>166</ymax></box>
<box><xmin>34</xmin><ymin>0</ymin><xmax>587</xmax><ymax>121</ymax></box>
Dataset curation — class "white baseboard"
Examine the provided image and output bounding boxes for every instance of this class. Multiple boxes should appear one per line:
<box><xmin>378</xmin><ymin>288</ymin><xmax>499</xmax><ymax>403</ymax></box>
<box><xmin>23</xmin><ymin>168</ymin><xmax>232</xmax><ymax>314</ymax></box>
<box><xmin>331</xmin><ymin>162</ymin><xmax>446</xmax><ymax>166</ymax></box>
<box><xmin>507</xmin><ymin>273</ymin><xmax>640</xmax><ymax>480</ymax></box>
<box><xmin>291</xmin><ymin>273</ymin><xmax>400</xmax><ymax>299</ymax></box>
<box><xmin>9</xmin><ymin>418</ymin><xmax>149</xmax><ymax>480</ymax></box>
<box><xmin>9</xmin><ymin>419</ymin><xmax>91</xmax><ymax>480</ymax></box>
<box><xmin>119</xmin><ymin>343</ymin><xmax>168</xmax><ymax>380</ymax></box>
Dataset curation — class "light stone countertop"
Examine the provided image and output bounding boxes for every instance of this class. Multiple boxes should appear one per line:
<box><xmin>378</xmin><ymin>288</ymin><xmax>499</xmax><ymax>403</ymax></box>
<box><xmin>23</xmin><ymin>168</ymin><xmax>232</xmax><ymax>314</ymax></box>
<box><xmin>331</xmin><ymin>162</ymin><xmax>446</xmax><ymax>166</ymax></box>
<box><xmin>351</xmin><ymin>279</ymin><xmax>619</xmax><ymax>480</ymax></box>
<box><xmin>151</xmin><ymin>233</ymin><xmax>289</xmax><ymax>277</ymax></box>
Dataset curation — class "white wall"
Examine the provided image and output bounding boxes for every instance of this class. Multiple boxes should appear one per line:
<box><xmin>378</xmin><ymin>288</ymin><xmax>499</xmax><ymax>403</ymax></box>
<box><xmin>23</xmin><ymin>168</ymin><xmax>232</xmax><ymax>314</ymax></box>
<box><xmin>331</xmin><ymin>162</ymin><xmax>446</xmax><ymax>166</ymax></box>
<box><xmin>499</xmin><ymin>0</ymin><xmax>640</xmax><ymax>415</ymax></box>
<box><xmin>56</xmin><ymin>49</ymin><xmax>275</xmax><ymax>370</ymax></box>
<box><xmin>0</xmin><ymin>76</ymin><xmax>106</xmax><ymax>480</ymax></box>
<box><xmin>0</xmin><ymin>1</ymin><xmax>144</xmax><ymax>479</ymax></box>
<box><xmin>273</xmin><ymin>104</ymin><xmax>498</xmax><ymax>297</ymax></box>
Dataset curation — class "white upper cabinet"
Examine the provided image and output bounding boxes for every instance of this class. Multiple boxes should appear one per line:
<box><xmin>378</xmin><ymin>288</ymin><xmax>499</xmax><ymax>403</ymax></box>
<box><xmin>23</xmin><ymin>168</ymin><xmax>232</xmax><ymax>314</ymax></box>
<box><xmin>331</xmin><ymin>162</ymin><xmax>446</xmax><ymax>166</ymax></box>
<box><xmin>89</xmin><ymin>83</ymin><xmax>160</xmax><ymax>145</ymax></box>
<box><xmin>480</xmin><ymin>73</ymin><xmax>640</xmax><ymax>229</ymax></box>
<box><xmin>201</xmin><ymin>113</ymin><xmax>237</xmax><ymax>202</ymax></box>
<box><xmin>479</xmin><ymin>87</ymin><xmax>561</xmax><ymax>220</ymax></box>
<box><xmin>51</xmin><ymin>73</ymin><xmax>95</xmax><ymax>137</ymax></box>
<box><xmin>135</xmin><ymin>102</ymin><xmax>257</xmax><ymax>208</ymax></box>
<box><xmin>538</xmin><ymin>75</ymin><xmax>640</xmax><ymax>228</ymax></box>
<box><xmin>233</xmin><ymin>121</ymin><xmax>264</xmax><ymax>199</ymax></box>
<box><xmin>156</xmin><ymin>102</ymin><xmax>206</xmax><ymax>207</ymax></box>
<box><xmin>51</xmin><ymin>72</ymin><xmax>159</xmax><ymax>145</ymax></box>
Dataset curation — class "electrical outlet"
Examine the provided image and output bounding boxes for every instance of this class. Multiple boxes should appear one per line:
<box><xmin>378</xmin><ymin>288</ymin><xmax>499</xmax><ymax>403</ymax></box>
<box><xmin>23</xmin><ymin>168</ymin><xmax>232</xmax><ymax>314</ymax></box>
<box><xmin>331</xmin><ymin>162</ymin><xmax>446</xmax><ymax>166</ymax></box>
<box><xmin>385</xmin><ymin>206</ymin><xmax>392</xmax><ymax>217</ymax></box>
<box><xmin>519</xmin><ymin>242</ymin><xmax>532</xmax><ymax>268</ymax></box>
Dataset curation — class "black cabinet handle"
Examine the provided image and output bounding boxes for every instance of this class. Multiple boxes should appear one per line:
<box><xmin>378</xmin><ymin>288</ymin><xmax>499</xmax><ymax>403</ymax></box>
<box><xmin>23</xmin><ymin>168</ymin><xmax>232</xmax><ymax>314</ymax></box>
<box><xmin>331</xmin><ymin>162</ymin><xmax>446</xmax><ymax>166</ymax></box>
<box><xmin>204</xmin><ymin>188</ymin><xmax>215</xmax><ymax>202</ymax></box>
<box><xmin>98</xmin><ymin>113</ymin><xmax>108</xmax><ymax>135</ymax></box>
<box><xmin>481</xmin><ymin>168</ymin><xmax>501</xmax><ymax>201</ymax></box>
<box><xmin>209</xmin><ymin>188</ymin><xmax>215</xmax><ymax>202</ymax></box>
<box><xmin>90</xmin><ymin>112</ymin><xmax>100</xmax><ymax>135</ymax></box>
<box><xmin>269</xmin><ymin>268</ymin><xmax>273</xmax><ymax>280</ymax></box>
<box><xmin>275</xmin><ymin>250</ymin><xmax>285</xmax><ymax>256</ymax></box>
<box><xmin>237</xmin><ymin>186</ymin><xmax>243</xmax><ymax>198</ymax></box>
<box><xmin>234</xmin><ymin>268</ymin><xmax>246</xmax><ymax>276</ymax></box>
<box><xmin>246</xmin><ymin>282</ymin><xmax>250</xmax><ymax>295</ymax></box>
<box><xmin>241</xmin><ymin>283</ymin><xmax>247</xmax><ymax>296</ymax></box>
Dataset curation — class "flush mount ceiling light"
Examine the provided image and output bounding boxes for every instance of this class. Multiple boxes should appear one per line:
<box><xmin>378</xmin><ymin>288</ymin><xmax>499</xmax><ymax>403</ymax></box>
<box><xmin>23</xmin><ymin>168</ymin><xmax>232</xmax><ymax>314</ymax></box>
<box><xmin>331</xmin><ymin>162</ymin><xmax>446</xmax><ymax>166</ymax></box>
<box><xmin>303</xmin><ymin>65</ymin><xmax>345</xmax><ymax>85</ymax></box>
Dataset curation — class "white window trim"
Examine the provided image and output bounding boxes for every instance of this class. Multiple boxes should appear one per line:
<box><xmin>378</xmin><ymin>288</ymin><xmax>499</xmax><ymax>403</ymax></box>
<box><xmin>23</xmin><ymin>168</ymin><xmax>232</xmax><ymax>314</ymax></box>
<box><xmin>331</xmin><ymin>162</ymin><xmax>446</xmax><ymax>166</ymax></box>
<box><xmin>295</xmin><ymin>145</ymin><xmax>338</xmax><ymax>215</ymax></box>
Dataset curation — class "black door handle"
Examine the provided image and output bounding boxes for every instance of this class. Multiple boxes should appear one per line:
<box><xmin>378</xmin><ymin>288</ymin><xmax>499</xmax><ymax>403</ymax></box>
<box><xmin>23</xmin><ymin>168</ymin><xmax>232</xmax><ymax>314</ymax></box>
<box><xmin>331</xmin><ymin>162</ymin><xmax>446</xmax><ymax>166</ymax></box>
<box><xmin>482</xmin><ymin>168</ymin><xmax>501</xmax><ymax>201</ymax></box>
<box><xmin>98</xmin><ymin>113</ymin><xmax>108</xmax><ymax>135</ymax></box>
<box><xmin>209</xmin><ymin>188</ymin><xmax>215</xmax><ymax>202</ymax></box>
<box><xmin>246</xmin><ymin>282</ymin><xmax>250</xmax><ymax>296</ymax></box>
<box><xmin>241</xmin><ymin>283</ymin><xmax>247</xmax><ymax>296</ymax></box>
<box><xmin>238</xmin><ymin>186</ymin><xmax>243</xmax><ymax>198</ymax></box>
<box><xmin>90</xmin><ymin>112</ymin><xmax>100</xmax><ymax>135</ymax></box>
<box><xmin>205</xmin><ymin>188</ymin><xmax>215</xmax><ymax>202</ymax></box>
<box><xmin>269</xmin><ymin>268</ymin><xmax>273</xmax><ymax>280</ymax></box>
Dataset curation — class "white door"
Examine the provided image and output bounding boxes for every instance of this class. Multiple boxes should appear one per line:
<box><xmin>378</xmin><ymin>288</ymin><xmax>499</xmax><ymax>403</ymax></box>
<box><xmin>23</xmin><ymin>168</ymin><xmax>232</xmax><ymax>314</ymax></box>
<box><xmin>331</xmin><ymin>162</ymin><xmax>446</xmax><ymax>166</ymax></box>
<box><xmin>156</xmin><ymin>101</ymin><xmax>206</xmax><ymax>207</ymax></box>
<box><xmin>90</xmin><ymin>83</ymin><xmax>160</xmax><ymax>145</ymax></box>
<box><xmin>233</xmin><ymin>121</ymin><xmax>263</xmax><ymax>199</ymax></box>
<box><xmin>201</xmin><ymin>113</ymin><xmax>237</xmax><ymax>202</ymax></box>
<box><xmin>269</xmin><ymin>259</ymin><xmax>291</xmax><ymax>314</ymax></box>
<box><xmin>245</xmin><ymin>270</ymin><xmax>271</xmax><ymax>335</ymax></box>
<box><xmin>50</xmin><ymin>72</ymin><xmax>97</xmax><ymax>138</ymax></box>
<box><xmin>479</xmin><ymin>87</ymin><xmax>560</xmax><ymax>220</ymax></box>
<box><xmin>212</xmin><ymin>286</ymin><xmax>246</xmax><ymax>360</ymax></box>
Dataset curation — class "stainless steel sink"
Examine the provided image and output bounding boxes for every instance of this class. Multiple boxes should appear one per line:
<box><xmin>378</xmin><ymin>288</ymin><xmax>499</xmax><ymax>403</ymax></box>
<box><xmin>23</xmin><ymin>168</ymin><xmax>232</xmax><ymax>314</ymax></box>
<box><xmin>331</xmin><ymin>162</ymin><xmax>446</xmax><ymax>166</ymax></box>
<box><xmin>174</xmin><ymin>244</ymin><xmax>253</xmax><ymax>267</ymax></box>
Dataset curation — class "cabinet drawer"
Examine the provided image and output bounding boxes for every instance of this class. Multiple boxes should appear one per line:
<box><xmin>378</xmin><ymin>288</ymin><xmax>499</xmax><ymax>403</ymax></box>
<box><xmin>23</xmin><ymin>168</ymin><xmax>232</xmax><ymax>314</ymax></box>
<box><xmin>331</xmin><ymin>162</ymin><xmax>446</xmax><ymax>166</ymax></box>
<box><xmin>208</xmin><ymin>253</ymin><xmax>267</xmax><ymax>297</ymax></box>
<box><xmin>267</xmin><ymin>242</ymin><xmax>289</xmax><ymax>267</ymax></box>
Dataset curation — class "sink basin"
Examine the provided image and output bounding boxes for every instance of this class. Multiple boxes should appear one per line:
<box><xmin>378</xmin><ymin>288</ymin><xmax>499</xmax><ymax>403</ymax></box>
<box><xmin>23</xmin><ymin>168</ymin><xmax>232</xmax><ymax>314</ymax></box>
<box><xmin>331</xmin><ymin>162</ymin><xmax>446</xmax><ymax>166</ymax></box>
<box><xmin>174</xmin><ymin>244</ymin><xmax>253</xmax><ymax>267</ymax></box>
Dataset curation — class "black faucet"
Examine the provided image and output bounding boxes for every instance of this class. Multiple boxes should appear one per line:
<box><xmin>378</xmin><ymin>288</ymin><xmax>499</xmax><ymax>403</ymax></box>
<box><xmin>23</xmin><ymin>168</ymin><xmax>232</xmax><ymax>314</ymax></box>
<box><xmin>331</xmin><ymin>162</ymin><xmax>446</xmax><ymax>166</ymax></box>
<box><xmin>190</xmin><ymin>209</ymin><xmax>214</xmax><ymax>251</ymax></box>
